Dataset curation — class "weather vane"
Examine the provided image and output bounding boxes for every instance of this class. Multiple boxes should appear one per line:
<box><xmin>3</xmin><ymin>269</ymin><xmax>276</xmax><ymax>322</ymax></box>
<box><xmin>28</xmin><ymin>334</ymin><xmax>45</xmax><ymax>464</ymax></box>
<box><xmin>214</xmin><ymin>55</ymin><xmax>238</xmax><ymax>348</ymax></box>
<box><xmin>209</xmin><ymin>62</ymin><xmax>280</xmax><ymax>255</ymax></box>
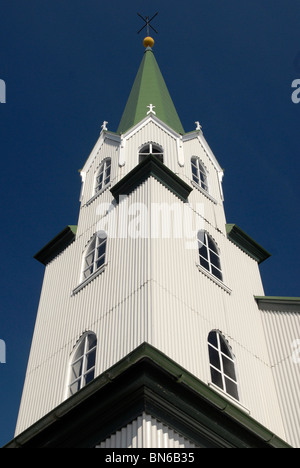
<box><xmin>137</xmin><ymin>12</ymin><xmax>159</xmax><ymax>36</ymax></box>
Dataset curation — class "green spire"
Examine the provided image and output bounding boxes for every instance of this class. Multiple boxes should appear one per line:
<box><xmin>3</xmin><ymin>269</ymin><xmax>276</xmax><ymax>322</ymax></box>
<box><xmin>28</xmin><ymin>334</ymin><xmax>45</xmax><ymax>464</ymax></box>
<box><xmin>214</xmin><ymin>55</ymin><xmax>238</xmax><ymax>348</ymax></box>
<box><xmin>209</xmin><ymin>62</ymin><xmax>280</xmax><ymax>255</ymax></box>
<box><xmin>117</xmin><ymin>47</ymin><xmax>184</xmax><ymax>135</ymax></box>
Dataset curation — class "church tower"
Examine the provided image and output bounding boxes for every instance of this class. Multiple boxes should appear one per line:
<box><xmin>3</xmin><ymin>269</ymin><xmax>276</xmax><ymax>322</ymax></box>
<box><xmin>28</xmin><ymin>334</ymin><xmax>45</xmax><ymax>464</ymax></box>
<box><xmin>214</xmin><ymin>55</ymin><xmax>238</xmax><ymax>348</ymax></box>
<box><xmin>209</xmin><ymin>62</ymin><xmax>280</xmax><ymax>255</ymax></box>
<box><xmin>7</xmin><ymin>31</ymin><xmax>299</xmax><ymax>448</ymax></box>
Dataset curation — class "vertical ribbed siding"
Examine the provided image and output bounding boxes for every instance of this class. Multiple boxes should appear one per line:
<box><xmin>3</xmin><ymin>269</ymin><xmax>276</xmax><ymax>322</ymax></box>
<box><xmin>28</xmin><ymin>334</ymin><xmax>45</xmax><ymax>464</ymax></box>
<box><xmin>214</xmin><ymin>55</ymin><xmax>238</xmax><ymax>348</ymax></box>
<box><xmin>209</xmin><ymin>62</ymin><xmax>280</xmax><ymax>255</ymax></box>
<box><xmin>182</xmin><ymin>137</ymin><xmax>221</xmax><ymax>203</ymax></box>
<box><xmin>146</xmin><ymin>177</ymin><xmax>285</xmax><ymax>439</ymax></box>
<box><xmin>261</xmin><ymin>308</ymin><xmax>300</xmax><ymax>448</ymax></box>
<box><xmin>17</xmin><ymin>175</ymin><xmax>285</xmax><ymax>440</ymax></box>
<box><xmin>16</xmin><ymin>117</ymin><xmax>289</xmax><ymax>446</ymax></box>
<box><xmin>77</xmin><ymin>138</ymin><xmax>119</xmax><ymax>238</ymax></box>
<box><xmin>96</xmin><ymin>412</ymin><xmax>197</xmax><ymax>448</ymax></box>
<box><xmin>16</xmin><ymin>179</ymin><xmax>154</xmax><ymax>434</ymax></box>
<box><xmin>125</xmin><ymin>120</ymin><xmax>179</xmax><ymax>175</ymax></box>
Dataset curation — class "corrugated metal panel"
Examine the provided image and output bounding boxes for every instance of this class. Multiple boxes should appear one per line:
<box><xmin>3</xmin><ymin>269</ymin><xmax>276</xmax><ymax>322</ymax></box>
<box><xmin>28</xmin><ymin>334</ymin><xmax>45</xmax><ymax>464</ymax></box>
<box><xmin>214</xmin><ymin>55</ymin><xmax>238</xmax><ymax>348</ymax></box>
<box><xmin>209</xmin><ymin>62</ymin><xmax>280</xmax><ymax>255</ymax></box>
<box><xmin>124</xmin><ymin>120</ymin><xmax>179</xmax><ymax>174</ymax></box>
<box><xmin>147</xmin><ymin>177</ymin><xmax>285</xmax><ymax>438</ymax></box>
<box><xmin>261</xmin><ymin>308</ymin><xmax>300</xmax><ymax>448</ymax></box>
<box><xmin>182</xmin><ymin>136</ymin><xmax>222</xmax><ymax>203</ymax></box>
<box><xmin>96</xmin><ymin>412</ymin><xmax>197</xmax><ymax>448</ymax></box>
<box><xmin>16</xmin><ymin>119</ymin><xmax>288</xmax><ymax>446</ymax></box>
<box><xmin>16</xmin><ymin>175</ymin><xmax>286</xmax><ymax>439</ymax></box>
<box><xmin>15</xmin><ymin>180</ymin><xmax>154</xmax><ymax>434</ymax></box>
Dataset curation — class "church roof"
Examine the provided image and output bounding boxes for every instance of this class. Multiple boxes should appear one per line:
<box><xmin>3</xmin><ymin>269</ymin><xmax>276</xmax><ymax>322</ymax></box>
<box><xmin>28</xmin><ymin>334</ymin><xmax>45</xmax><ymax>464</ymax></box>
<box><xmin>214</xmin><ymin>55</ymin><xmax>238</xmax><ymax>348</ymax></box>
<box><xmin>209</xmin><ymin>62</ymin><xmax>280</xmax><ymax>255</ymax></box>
<box><xmin>4</xmin><ymin>343</ymin><xmax>291</xmax><ymax>448</ymax></box>
<box><xmin>117</xmin><ymin>45</ymin><xmax>184</xmax><ymax>135</ymax></box>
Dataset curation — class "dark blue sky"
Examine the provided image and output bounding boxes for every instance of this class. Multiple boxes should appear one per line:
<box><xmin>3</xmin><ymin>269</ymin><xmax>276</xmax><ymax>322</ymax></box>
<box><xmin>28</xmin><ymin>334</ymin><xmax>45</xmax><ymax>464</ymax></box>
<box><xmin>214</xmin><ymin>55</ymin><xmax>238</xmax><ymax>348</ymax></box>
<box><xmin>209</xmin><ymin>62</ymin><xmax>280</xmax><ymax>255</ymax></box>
<box><xmin>0</xmin><ymin>0</ymin><xmax>299</xmax><ymax>446</ymax></box>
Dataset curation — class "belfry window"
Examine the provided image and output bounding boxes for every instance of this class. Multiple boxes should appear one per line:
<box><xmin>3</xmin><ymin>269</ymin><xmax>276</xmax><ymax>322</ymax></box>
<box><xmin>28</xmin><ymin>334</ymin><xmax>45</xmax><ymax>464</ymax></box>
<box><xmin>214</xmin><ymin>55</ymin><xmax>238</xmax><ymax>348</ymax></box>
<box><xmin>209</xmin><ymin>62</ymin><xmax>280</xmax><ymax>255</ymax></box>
<box><xmin>208</xmin><ymin>331</ymin><xmax>239</xmax><ymax>400</ymax></box>
<box><xmin>191</xmin><ymin>157</ymin><xmax>208</xmax><ymax>192</ymax></box>
<box><xmin>197</xmin><ymin>231</ymin><xmax>223</xmax><ymax>281</ymax></box>
<box><xmin>95</xmin><ymin>158</ymin><xmax>111</xmax><ymax>194</ymax></box>
<box><xmin>68</xmin><ymin>332</ymin><xmax>97</xmax><ymax>396</ymax></box>
<box><xmin>82</xmin><ymin>233</ymin><xmax>107</xmax><ymax>281</ymax></box>
<box><xmin>139</xmin><ymin>143</ymin><xmax>163</xmax><ymax>163</ymax></box>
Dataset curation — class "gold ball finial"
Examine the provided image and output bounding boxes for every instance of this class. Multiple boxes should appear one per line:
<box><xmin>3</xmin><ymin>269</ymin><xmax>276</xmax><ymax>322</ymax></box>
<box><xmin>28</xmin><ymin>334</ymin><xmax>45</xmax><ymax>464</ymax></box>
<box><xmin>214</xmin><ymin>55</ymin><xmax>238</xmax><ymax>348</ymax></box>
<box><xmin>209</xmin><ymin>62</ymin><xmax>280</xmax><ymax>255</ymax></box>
<box><xmin>143</xmin><ymin>36</ymin><xmax>155</xmax><ymax>48</ymax></box>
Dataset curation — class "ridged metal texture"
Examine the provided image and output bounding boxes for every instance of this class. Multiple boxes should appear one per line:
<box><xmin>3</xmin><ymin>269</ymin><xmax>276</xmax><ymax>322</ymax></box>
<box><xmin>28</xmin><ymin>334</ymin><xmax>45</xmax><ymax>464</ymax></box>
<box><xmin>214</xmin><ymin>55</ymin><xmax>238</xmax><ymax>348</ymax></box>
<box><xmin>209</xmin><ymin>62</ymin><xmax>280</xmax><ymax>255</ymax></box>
<box><xmin>15</xmin><ymin>120</ymin><xmax>287</xmax><ymax>444</ymax></box>
<box><xmin>96</xmin><ymin>412</ymin><xmax>197</xmax><ymax>448</ymax></box>
<box><xmin>261</xmin><ymin>306</ymin><xmax>300</xmax><ymax>448</ymax></box>
<box><xmin>16</xmin><ymin>181</ymin><xmax>152</xmax><ymax>433</ymax></box>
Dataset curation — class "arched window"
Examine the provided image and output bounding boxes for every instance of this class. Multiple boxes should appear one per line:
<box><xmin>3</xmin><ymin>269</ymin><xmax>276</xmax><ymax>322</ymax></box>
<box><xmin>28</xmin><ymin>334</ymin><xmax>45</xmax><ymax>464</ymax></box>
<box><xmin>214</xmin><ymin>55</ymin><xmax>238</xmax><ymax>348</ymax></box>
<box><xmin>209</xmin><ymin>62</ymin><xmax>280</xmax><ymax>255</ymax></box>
<box><xmin>139</xmin><ymin>143</ymin><xmax>163</xmax><ymax>163</ymax></box>
<box><xmin>208</xmin><ymin>331</ymin><xmax>239</xmax><ymax>400</ymax></box>
<box><xmin>82</xmin><ymin>233</ymin><xmax>107</xmax><ymax>281</ymax></box>
<box><xmin>69</xmin><ymin>332</ymin><xmax>97</xmax><ymax>396</ymax></box>
<box><xmin>95</xmin><ymin>158</ymin><xmax>111</xmax><ymax>194</ymax></box>
<box><xmin>197</xmin><ymin>231</ymin><xmax>223</xmax><ymax>281</ymax></box>
<box><xmin>191</xmin><ymin>157</ymin><xmax>208</xmax><ymax>192</ymax></box>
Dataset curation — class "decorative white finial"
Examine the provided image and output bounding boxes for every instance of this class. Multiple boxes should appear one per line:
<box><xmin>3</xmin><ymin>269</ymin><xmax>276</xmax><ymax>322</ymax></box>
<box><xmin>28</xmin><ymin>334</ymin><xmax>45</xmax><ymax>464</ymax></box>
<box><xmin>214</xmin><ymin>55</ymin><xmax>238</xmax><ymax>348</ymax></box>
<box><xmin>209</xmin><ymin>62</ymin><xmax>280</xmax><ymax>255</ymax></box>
<box><xmin>195</xmin><ymin>121</ymin><xmax>202</xmax><ymax>131</ymax></box>
<box><xmin>147</xmin><ymin>104</ymin><xmax>156</xmax><ymax>115</ymax></box>
<box><xmin>101</xmin><ymin>121</ymin><xmax>108</xmax><ymax>132</ymax></box>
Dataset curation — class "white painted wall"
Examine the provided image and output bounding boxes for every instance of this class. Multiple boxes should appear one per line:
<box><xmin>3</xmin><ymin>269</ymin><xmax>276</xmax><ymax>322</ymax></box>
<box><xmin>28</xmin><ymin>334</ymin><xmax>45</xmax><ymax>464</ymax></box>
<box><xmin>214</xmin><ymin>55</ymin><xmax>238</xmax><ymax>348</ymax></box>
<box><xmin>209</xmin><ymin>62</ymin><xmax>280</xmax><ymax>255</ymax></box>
<box><xmin>261</xmin><ymin>303</ymin><xmax>300</xmax><ymax>448</ymax></box>
<box><xmin>96</xmin><ymin>412</ymin><xmax>197</xmax><ymax>448</ymax></box>
<box><xmin>15</xmin><ymin>117</ymin><xmax>291</xmax><ymax>446</ymax></box>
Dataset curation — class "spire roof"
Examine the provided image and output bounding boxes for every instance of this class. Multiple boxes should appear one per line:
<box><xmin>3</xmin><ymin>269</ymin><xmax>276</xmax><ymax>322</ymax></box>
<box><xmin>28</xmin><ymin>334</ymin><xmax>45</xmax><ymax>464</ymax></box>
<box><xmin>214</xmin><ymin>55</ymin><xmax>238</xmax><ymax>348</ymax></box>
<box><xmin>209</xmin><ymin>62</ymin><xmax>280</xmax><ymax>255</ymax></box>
<box><xmin>117</xmin><ymin>44</ymin><xmax>184</xmax><ymax>135</ymax></box>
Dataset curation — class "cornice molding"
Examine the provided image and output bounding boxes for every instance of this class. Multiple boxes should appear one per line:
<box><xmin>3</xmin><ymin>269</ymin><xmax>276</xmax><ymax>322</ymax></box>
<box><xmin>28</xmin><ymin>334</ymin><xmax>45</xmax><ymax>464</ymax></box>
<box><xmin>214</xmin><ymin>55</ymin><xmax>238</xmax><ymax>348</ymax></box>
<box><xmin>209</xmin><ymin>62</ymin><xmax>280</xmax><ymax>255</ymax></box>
<box><xmin>34</xmin><ymin>226</ymin><xmax>77</xmax><ymax>266</ymax></box>
<box><xmin>110</xmin><ymin>154</ymin><xmax>192</xmax><ymax>202</ymax></box>
<box><xmin>5</xmin><ymin>343</ymin><xmax>290</xmax><ymax>448</ymax></box>
<box><xmin>226</xmin><ymin>223</ymin><xmax>271</xmax><ymax>264</ymax></box>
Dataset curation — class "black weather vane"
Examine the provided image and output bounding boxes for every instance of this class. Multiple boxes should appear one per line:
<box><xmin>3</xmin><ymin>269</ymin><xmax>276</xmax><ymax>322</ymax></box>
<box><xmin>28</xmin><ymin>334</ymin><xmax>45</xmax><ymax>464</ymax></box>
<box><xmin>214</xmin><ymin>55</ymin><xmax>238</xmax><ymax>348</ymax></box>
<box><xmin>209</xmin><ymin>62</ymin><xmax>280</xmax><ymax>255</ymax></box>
<box><xmin>137</xmin><ymin>12</ymin><xmax>159</xmax><ymax>36</ymax></box>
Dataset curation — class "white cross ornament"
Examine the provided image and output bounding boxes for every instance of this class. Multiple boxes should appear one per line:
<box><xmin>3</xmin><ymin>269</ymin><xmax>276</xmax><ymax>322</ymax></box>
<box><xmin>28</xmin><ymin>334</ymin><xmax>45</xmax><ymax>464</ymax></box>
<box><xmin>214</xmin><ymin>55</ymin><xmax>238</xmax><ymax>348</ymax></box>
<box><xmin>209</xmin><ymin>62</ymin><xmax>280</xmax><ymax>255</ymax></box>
<box><xmin>195</xmin><ymin>121</ymin><xmax>202</xmax><ymax>131</ymax></box>
<box><xmin>147</xmin><ymin>104</ymin><xmax>156</xmax><ymax>115</ymax></box>
<box><xmin>101</xmin><ymin>121</ymin><xmax>108</xmax><ymax>132</ymax></box>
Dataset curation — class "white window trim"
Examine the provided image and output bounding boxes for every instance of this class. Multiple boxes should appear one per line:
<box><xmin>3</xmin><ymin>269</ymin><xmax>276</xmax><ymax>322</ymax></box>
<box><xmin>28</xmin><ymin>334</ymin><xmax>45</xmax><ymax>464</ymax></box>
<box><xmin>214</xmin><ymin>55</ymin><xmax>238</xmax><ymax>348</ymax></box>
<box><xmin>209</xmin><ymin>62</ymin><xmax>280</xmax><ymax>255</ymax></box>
<box><xmin>82</xmin><ymin>235</ymin><xmax>106</xmax><ymax>281</ymax></box>
<box><xmin>94</xmin><ymin>158</ymin><xmax>111</xmax><ymax>194</ymax></box>
<box><xmin>208</xmin><ymin>382</ymin><xmax>250</xmax><ymax>415</ymax></box>
<box><xmin>139</xmin><ymin>142</ymin><xmax>164</xmax><ymax>163</ymax></box>
<box><xmin>72</xmin><ymin>234</ymin><xmax>107</xmax><ymax>295</ymax></box>
<box><xmin>197</xmin><ymin>231</ymin><xmax>225</xmax><ymax>284</ymax></box>
<box><xmin>67</xmin><ymin>332</ymin><xmax>97</xmax><ymax>397</ymax></box>
<box><xmin>191</xmin><ymin>157</ymin><xmax>209</xmax><ymax>192</ymax></box>
<box><xmin>191</xmin><ymin>180</ymin><xmax>217</xmax><ymax>204</ymax></box>
<box><xmin>85</xmin><ymin>182</ymin><xmax>111</xmax><ymax>207</ymax></box>
<box><xmin>208</xmin><ymin>332</ymin><xmax>238</xmax><ymax>394</ymax></box>
<box><xmin>196</xmin><ymin>262</ymin><xmax>232</xmax><ymax>294</ymax></box>
<box><xmin>72</xmin><ymin>262</ymin><xmax>107</xmax><ymax>296</ymax></box>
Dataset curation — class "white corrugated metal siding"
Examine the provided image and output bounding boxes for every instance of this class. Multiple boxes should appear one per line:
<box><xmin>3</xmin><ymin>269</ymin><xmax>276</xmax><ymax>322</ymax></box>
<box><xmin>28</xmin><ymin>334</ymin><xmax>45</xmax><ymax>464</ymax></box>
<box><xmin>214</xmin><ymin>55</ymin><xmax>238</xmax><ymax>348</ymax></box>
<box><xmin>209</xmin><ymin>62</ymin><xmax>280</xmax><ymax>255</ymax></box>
<box><xmin>261</xmin><ymin>306</ymin><xmax>300</xmax><ymax>448</ymax></box>
<box><xmin>15</xmin><ymin>121</ymin><xmax>288</xmax><ymax>445</ymax></box>
<box><xmin>15</xmin><ymin>180</ymin><xmax>153</xmax><ymax>433</ymax></box>
<box><xmin>96</xmin><ymin>412</ymin><xmax>197</xmax><ymax>448</ymax></box>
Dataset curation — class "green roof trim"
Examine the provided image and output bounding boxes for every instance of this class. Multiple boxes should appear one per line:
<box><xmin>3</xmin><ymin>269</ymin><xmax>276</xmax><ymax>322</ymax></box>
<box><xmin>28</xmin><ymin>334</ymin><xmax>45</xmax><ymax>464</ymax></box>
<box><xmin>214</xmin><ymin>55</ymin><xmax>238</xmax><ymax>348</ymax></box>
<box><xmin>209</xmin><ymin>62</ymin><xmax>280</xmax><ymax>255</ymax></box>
<box><xmin>226</xmin><ymin>223</ymin><xmax>271</xmax><ymax>264</ymax></box>
<box><xmin>34</xmin><ymin>225</ymin><xmax>77</xmax><ymax>266</ymax></box>
<box><xmin>110</xmin><ymin>154</ymin><xmax>192</xmax><ymax>202</ymax></box>
<box><xmin>4</xmin><ymin>343</ymin><xmax>291</xmax><ymax>448</ymax></box>
<box><xmin>255</xmin><ymin>296</ymin><xmax>300</xmax><ymax>306</ymax></box>
<box><xmin>117</xmin><ymin>48</ymin><xmax>184</xmax><ymax>135</ymax></box>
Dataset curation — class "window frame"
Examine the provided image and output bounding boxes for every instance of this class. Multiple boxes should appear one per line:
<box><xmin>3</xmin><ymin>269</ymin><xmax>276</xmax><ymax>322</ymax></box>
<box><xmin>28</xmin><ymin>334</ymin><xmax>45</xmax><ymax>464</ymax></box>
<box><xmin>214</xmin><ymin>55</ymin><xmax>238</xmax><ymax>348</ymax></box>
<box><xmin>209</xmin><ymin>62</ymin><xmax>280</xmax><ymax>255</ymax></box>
<box><xmin>191</xmin><ymin>157</ymin><xmax>208</xmax><ymax>193</ymax></box>
<box><xmin>197</xmin><ymin>231</ymin><xmax>223</xmax><ymax>282</ymax></box>
<box><xmin>81</xmin><ymin>233</ymin><xmax>107</xmax><ymax>283</ymax></box>
<box><xmin>72</xmin><ymin>233</ymin><xmax>107</xmax><ymax>296</ymax></box>
<box><xmin>94</xmin><ymin>158</ymin><xmax>111</xmax><ymax>195</ymax></box>
<box><xmin>208</xmin><ymin>330</ymin><xmax>239</xmax><ymax>401</ymax></box>
<box><xmin>139</xmin><ymin>143</ymin><xmax>164</xmax><ymax>164</ymax></box>
<box><xmin>68</xmin><ymin>332</ymin><xmax>97</xmax><ymax>397</ymax></box>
